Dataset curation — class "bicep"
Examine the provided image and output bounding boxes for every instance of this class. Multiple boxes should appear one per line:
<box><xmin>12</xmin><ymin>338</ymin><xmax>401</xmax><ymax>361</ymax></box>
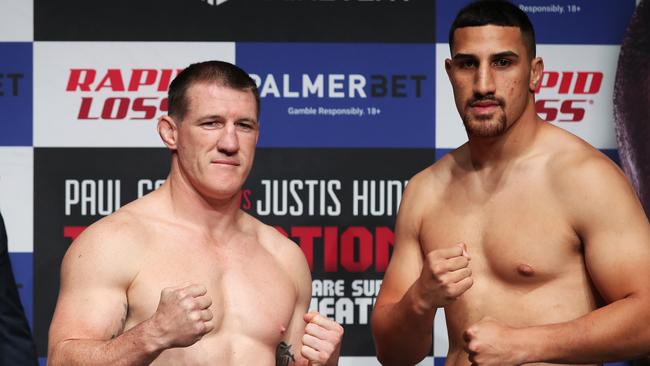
<box><xmin>48</xmin><ymin>234</ymin><xmax>131</xmax><ymax>348</ymax></box>
<box><xmin>572</xmin><ymin>162</ymin><xmax>650</xmax><ymax>302</ymax></box>
<box><xmin>375</xmin><ymin>184</ymin><xmax>424</xmax><ymax>307</ymax></box>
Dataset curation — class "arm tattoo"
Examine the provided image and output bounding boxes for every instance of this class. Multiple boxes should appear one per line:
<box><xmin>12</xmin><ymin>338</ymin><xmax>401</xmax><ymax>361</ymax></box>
<box><xmin>110</xmin><ymin>303</ymin><xmax>128</xmax><ymax>339</ymax></box>
<box><xmin>275</xmin><ymin>341</ymin><xmax>296</xmax><ymax>366</ymax></box>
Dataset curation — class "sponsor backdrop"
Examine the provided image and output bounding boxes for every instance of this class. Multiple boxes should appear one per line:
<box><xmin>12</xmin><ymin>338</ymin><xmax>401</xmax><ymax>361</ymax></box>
<box><xmin>0</xmin><ymin>0</ymin><xmax>641</xmax><ymax>365</ymax></box>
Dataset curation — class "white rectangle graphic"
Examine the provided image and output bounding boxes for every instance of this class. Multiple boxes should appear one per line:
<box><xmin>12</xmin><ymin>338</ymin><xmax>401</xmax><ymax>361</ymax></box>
<box><xmin>0</xmin><ymin>0</ymin><xmax>33</xmax><ymax>41</ymax></box>
<box><xmin>0</xmin><ymin>147</ymin><xmax>34</xmax><ymax>252</ymax></box>
<box><xmin>436</xmin><ymin>44</ymin><xmax>620</xmax><ymax>150</ymax></box>
<box><xmin>34</xmin><ymin>42</ymin><xmax>236</xmax><ymax>147</ymax></box>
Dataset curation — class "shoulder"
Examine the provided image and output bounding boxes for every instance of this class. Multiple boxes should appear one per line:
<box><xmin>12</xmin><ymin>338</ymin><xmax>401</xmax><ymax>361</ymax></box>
<box><xmin>61</xmin><ymin>201</ymin><xmax>151</xmax><ymax>284</ymax></box>
<box><xmin>541</xmin><ymin>126</ymin><xmax>638</xmax><ymax>223</ymax></box>
<box><xmin>257</xmin><ymin>219</ymin><xmax>309</xmax><ymax>270</ymax></box>
<box><xmin>544</xmin><ymin>128</ymin><xmax>627</xmax><ymax>195</ymax></box>
<box><xmin>248</xmin><ymin>215</ymin><xmax>311</xmax><ymax>289</ymax></box>
<box><xmin>399</xmin><ymin>146</ymin><xmax>462</xmax><ymax>213</ymax></box>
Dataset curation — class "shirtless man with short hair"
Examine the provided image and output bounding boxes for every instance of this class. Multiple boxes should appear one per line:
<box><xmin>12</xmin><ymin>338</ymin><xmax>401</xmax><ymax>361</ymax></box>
<box><xmin>47</xmin><ymin>60</ymin><xmax>343</xmax><ymax>366</ymax></box>
<box><xmin>371</xmin><ymin>1</ymin><xmax>650</xmax><ymax>365</ymax></box>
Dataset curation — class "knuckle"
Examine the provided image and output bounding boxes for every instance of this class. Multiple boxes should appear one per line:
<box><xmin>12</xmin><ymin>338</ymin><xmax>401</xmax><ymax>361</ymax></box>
<box><xmin>194</xmin><ymin>321</ymin><xmax>205</xmax><ymax>333</ymax></box>
<box><xmin>180</xmin><ymin>298</ymin><xmax>194</xmax><ymax>310</ymax></box>
<box><xmin>317</xmin><ymin>350</ymin><xmax>328</xmax><ymax>363</ymax></box>
<box><xmin>188</xmin><ymin>311</ymin><xmax>200</xmax><ymax>321</ymax></box>
<box><xmin>305</xmin><ymin>323</ymin><xmax>318</xmax><ymax>333</ymax></box>
<box><xmin>335</xmin><ymin>323</ymin><xmax>344</xmax><ymax>335</ymax></box>
<box><xmin>432</xmin><ymin>263</ymin><xmax>445</xmax><ymax>275</ymax></box>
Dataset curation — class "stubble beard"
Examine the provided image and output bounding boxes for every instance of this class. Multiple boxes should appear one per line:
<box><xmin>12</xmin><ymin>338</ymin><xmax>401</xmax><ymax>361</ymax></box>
<box><xmin>462</xmin><ymin>110</ymin><xmax>508</xmax><ymax>138</ymax></box>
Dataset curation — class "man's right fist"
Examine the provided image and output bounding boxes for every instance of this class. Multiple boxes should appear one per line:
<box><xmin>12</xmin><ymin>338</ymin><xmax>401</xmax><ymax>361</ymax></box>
<box><xmin>149</xmin><ymin>283</ymin><xmax>214</xmax><ymax>348</ymax></box>
<box><xmin>414</xmin><ymin>243</ymin><xmax>473</xmax><ymax>309</ymax></box>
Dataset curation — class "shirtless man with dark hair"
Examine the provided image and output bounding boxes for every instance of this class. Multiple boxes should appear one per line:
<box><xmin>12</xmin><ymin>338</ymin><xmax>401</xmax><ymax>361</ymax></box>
<box><xmin>372</xmin><ymin>1</ymin><xmax>650</xmax><ymax>365</ymax></box>
<box><xmin>48</xmin><ymin>60</ymin><xmax>343</xmax><ymax>366</ymax></box>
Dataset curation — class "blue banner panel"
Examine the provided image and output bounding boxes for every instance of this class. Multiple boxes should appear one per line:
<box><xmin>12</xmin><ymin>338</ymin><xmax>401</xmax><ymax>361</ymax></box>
<box><xmin>237</xmin><ymin>43</ymin><xmax>436</xmax><ymax>148</ymax></box>
<box><xmin>9</xmin><ymin>252</ymin><xmax>33</xmax><ymax>330</ymax></box>
<box><xmin>436</xmin><ymin>0</ymin><xmax>636</xmax><ymax>45</ymax></box>
<box><xmin>0</xmin><ymin>42</ymin><xmax>32</xmax><ymax>146</ymax></box>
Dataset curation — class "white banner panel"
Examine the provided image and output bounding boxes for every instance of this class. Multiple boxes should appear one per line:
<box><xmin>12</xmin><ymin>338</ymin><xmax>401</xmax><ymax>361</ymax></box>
<box><xmin>433</xmin><ymin>308</ymin><xmax>449</xmax><ymax>357</ymax></box>
<box><xmin>436</xmin><ymin>44</ymin><xmax>620</xmax><ymax>150</ymax></box>
<box><xmin>0</xmin><ymin>147</ymin><xmax>33</xmax><ymax>252</ymax></box>
<box><xmin>0</xmin><ymin>0</ymin><xmax>33</xmax><ymax>41</ymax></box>
<box><xmin>34</xmin><ymin>42</ymin><xmax>235</xmax><ymax>147</ymax></box>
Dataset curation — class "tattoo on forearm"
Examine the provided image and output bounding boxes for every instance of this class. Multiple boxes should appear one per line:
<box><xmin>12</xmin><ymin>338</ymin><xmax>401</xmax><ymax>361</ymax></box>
<box><xmin>275</xmin><ymin>341</ymin><xmax>296</xmax><ymax>366</ymax></box>
<box><xmin>110</xmin><ymin>303</ymin><xmax>128</xmax><ymax>340</ymax></box>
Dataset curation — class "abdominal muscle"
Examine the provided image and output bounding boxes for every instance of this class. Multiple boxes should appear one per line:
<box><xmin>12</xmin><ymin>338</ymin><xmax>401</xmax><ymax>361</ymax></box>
<box><xmin>443</xmin><ymin>267</ymin><xmax>599</xmax><ymax>366</ymax></box>
<box><xmin>149</xmin><ymin>331</ymin><xmax>278</xmax><ymax>366</ymax></box>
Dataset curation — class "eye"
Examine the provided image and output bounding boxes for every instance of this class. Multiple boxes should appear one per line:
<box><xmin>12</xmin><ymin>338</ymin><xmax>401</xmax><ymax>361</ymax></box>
<box><xmin>493</xmin><ymin>58</ymin><xmax>512</xmax><ymax>68</ymax></box>
<box><xmin>201</xmin><ymin>121</ymin><xmax>222</xmax><ymax>129</ymax></box>
<box><xmin>459</xmin><ymin>59</ymin><xmax>477</xmax><ymax>69</ymax></box>
<box><xmin>236</xmin><ymin>121</ymin><xmax>256</xmax><ymax>131</ymax></box>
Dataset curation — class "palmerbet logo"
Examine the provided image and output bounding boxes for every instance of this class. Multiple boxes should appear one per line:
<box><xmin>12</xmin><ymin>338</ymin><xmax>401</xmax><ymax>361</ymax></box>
<box><xmin>201</xmin><ymin>0</ymin><xmax>229</xmax><ymax>5</ymax></box>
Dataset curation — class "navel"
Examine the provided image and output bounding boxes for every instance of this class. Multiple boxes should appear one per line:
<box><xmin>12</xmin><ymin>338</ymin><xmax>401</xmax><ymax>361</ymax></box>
<box><xmin>516</xmin><ymin>263</ymin><xmax>535</xmax><ymax>277</ymax></box>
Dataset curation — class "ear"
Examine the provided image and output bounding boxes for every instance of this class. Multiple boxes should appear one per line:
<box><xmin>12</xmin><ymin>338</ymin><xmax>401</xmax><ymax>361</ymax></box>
<box><xmin>529</xmin><ymin>57</ymin><xmax>544</xmax><ymax>92</ymax></box>
<box><xmin>445</xmin><ymin>58</ymin><xmax>453</xmax><ymax>80</ymax></box>
<box><xmin>158</xmin><ymin>115</ymin><xmax>179</xmax><ymax>150</ymax></box>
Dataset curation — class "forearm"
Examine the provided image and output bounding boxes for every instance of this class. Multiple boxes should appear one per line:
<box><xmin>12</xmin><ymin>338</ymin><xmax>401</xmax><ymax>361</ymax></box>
<box><xmin>372</xmin><ymin>284</ymin><xmax>436</xmax><ymax>366</ymax></box>
<box><xmin>521</xmin><ymin>294</ymin><xmax>650</xmax><ymax>364</ymax></box>
<box><xmin>49</xmin><ymin>320</ymin><xmax>166</xmax><ymax>366</ymax></box>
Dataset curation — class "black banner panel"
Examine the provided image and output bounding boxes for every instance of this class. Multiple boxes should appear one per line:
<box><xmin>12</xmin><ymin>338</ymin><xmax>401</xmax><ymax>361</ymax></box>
<box><xmin>34</xmin><ymin>147</ymin><xmax>434</xmax><ymax>356</ymax></box>
<box><xmin>34</xmin><ymin>0</ymin><xmax>435</xmax><ymax>42</ymax></box>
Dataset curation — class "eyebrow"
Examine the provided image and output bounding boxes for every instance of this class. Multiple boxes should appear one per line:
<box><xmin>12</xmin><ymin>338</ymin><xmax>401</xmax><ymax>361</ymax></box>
<box><xmin>491</xmin><ymin>51</ymin><xmax>519</xmax><ymax>59</ymax></box>
<box><xmin>452</xmin><ymin>51</ymin><xmax>520</xmax><ymax>60</ymax></box>
<box><xmin>196</xmin><ymin>115</ymin><xmax>259</xmax><ymax>125</ymax></box>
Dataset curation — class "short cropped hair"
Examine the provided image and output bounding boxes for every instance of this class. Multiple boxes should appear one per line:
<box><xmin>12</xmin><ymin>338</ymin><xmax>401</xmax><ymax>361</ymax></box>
<box><xmin>168</xmin><ymin>60</ymin><xmax>260</xmax><ymax>122</ymax></box>
<box><xmin>449</xmin><ymin>0</ymin><xmax>537</xmax><ymax>59</ymax></box>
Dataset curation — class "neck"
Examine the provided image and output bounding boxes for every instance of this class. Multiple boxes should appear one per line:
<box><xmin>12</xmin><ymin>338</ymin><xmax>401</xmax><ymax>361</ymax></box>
<box><xmin>466</xmin><ymin>100</ymin><xmax>542</xmax><ymax>170</ymax></box>
<box><xmin>161</xmin><ymin>157</ymin><xmax>244</xmax><ymax>234</ymax></box>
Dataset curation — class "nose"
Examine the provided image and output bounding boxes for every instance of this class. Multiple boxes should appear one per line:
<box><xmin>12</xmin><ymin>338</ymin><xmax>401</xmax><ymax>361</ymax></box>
<box><xmin>216</xmin><ymin>124</ymin><xmax>239</xmax><ymax>155</ymax></box>
<box><xmin>474</xmin><ymin>63</ymin><xmax>496</xmax><ymax>97</ymax></box>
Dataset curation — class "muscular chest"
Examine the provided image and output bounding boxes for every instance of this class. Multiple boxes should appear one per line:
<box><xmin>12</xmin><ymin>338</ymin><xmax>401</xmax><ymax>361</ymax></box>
<box><xmin>126</xmin><ymin>235</ymin><xmax>296</xmax><ymax>345</ymax></box>
<box><xmin>420</xmin><ymin>182</ymin><xmax>581</xmax><ymax>285</ymax></box>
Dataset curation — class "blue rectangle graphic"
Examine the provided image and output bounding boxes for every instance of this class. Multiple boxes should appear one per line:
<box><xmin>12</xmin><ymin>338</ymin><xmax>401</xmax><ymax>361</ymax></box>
<box><xmin>436</xmin><ymin>0</ymin><xmax>636</xmax><ymax>45</ymax></box>
<box><xmin>9</xmin><ymin>252</ymin><xmax>34</xmax><ymax>329</ymax></box>
<box><xmin>0</xmin><ymin>42</ymin><xmax>33</xmax><ymax>146</ymax></box>
<box><xmin>236</xmin><ymin>43</ymin><xmax>436</xmax><ymax>148</ymax></box>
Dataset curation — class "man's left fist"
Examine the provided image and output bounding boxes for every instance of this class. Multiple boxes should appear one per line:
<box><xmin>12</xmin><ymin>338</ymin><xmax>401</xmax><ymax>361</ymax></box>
<box><xmin>463</xmin><ymin>317</ymin><xmax>525</xmax><ymax>366</ymax></box>
<box><xmin>301</xmin><ymin>312</ymin><xmax>344</xmax><ymax>366</ymax></box>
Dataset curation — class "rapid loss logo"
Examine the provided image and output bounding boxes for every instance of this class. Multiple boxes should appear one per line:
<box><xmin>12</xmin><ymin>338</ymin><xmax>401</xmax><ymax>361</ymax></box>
<box><xmin>535</xmin><ymin>71</ymin><xmax>604</xmax><ymax>123</ymax></box>
<box><xmin>250</xmin><ymin>73</ymin><xmax>427</xmax><ymax>98</ymax></box>
<box><xmin>66</xmin><ymin>69</ymin><xmax>182</xmax><ymax>120</ymax></box>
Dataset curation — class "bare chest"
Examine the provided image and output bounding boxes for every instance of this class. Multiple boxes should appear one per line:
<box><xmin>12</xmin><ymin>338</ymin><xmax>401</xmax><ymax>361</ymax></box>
<box><xmin>421</xmin><ymin>181</ymin><xmax>581</xmax><ymax>285</ymax></box>
<box><xmin>124</xmin><ymin>236</ymin><xmax>297</xmax><ymax>348</ymax></box>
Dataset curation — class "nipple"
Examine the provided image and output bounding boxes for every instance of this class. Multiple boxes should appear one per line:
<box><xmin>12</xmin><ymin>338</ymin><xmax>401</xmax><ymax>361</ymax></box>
<box><xmin>280</xmin><ymin>325</ymin><xmax>287</xmax><ymax>334</ymax></box>
<box><xmin>516</xmin><ymin>263</ymin><xmax>535</xmax><ymax>277</ymax></box>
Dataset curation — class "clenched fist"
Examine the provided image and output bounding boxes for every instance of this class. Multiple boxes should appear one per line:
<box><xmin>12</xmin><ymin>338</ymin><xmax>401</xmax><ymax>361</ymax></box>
<box><xmin>148</xmin><ymin>283</ymin><xmax>214</xmax><ymax>349</ymax></box>
<box><xmin>463</xmin><ymin>317</ymin><xmax>525</xmax><ymax>366</ymax></box>
<box><xmin>414</xmin><ymin>243</ymin><xmax>473</xmax><ymax>310</ymax></box>
<box><xmin>301</xmin><ymin>312</ymin><xmax>344</xmax><ymax>366</ymax></box>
